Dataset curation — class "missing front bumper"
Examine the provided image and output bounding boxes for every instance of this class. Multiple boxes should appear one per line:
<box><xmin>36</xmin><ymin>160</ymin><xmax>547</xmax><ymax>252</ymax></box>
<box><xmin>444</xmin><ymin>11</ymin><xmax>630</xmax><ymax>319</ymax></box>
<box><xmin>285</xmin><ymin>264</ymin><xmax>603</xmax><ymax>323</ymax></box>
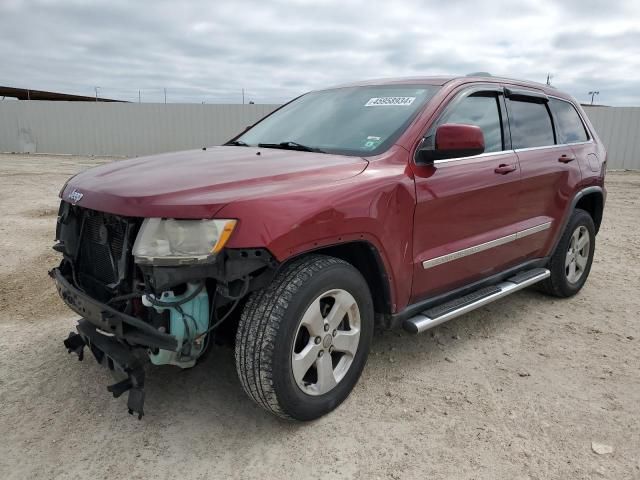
<box><xmin>64</xmin><ymin>319</ymin><xmax>148</xmax><ymax>419</ymax></box>
<box><xmin>51</xmin><ymin>267</ymin><xmax>178</xmax><ymax>351</ymax></box>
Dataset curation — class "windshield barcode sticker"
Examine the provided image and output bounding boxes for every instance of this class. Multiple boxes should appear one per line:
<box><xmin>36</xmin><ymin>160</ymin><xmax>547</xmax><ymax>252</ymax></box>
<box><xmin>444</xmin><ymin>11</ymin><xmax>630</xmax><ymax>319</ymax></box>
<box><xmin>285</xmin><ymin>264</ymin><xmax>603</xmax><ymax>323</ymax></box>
<box><xmin>365</xmin><ymin>96</ymin><xmax>415</xmax><ymax>107</ymax></box>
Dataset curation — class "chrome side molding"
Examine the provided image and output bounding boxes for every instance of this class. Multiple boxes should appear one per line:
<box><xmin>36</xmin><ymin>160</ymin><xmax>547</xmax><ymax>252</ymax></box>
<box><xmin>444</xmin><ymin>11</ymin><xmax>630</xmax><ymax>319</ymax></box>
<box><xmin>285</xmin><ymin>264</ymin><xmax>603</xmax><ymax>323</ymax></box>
<box><xmin>422</xmin><ymin>222</ymin><xmax>552</xmax><ymax>270</ymax></box>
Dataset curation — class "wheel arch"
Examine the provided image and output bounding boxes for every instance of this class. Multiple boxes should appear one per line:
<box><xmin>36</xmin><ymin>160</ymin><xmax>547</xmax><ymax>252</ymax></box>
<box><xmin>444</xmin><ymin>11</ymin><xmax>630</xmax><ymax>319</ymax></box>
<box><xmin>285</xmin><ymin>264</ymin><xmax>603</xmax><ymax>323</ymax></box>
<box><xmin>551</xmin><ymin>186</ymin><xmax>604</xmax><ymax>256</ymax></box>
<box><xmin>278</xmin><ymin>241</ymin><xmax>393</xmax><ymax>317</ymax></box>
<box><xmin>574</xmin><ymin>189</ymin><xmax>604</xmax><ymax>234</ymax></box>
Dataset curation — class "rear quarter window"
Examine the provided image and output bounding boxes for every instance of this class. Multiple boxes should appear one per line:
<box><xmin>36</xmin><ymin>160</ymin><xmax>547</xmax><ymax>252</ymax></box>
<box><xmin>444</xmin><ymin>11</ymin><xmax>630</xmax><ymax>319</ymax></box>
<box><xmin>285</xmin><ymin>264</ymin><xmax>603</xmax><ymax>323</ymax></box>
<box><xmin>508</xmin><ymin>100</ymin><xmax>555</xmax><ymax>149</ymax></box>
<box><xmin>549</xmin><ymin>98</ymin><xmax>589</xmax><ymax>144</ymax></box>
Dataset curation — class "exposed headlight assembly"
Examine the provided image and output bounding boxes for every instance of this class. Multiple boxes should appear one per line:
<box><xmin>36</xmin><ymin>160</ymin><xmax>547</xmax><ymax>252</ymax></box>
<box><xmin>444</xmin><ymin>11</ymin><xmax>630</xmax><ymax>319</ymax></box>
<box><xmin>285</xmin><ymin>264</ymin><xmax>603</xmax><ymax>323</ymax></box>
<box><xmin>133</xmin><ymin>218</ymin><xmax>237</xmax><ymax>265</ymax></box>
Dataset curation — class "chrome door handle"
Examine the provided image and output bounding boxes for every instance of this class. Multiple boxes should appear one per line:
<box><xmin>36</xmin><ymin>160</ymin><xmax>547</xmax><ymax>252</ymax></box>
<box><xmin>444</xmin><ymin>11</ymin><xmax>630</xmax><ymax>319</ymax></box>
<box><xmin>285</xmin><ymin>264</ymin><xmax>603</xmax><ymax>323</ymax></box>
<box><xmin>494</xmin><ymin>164</ymin><xmax>517</xmax><ymax>174</ymax></box>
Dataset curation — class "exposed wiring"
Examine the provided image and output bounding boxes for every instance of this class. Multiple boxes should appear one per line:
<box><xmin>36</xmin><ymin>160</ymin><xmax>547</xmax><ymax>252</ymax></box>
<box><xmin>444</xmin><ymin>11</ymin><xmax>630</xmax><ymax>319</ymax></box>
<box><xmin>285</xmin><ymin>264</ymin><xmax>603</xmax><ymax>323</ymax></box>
<box><xmin>105</xmin><ymin>278</ymin><xmax>248</xmax><ymax>351</ymax></box>
<box><xmin>195</xmin><ymin>276</ymin><xmax>250</xmax><ymax>341</ymax></box>
<box><xmin>107</xmin><ymin>291</ymin><xmax>143</xmax><ymax>305</ymax></box>
<box><xmin>144</xmin><ymin>282</ymin><xmax>205</xmax><ymax>308</ymax></box>
<box><xmin>143</xmin><ymin>282</ymin><xmax>206</xmax><ymax>353</ymax></box>
<box><xmin>70</xmin><ymin>263</ymin><xmax>86</xmax><ymax>294</ymax></box>
<box><xmin>175</xmin><ymin>304</ymin><xmax>194</xmax><ymax>349</ymax></box>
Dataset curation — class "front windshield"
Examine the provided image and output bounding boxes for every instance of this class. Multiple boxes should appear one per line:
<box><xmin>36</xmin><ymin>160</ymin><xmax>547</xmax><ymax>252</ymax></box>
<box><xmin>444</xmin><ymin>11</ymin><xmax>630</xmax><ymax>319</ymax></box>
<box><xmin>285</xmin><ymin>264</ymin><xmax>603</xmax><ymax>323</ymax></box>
<box><xmin>235</xmin><ymin>85</ymin><xmax>440</xmax><ymax>156</ymax></box>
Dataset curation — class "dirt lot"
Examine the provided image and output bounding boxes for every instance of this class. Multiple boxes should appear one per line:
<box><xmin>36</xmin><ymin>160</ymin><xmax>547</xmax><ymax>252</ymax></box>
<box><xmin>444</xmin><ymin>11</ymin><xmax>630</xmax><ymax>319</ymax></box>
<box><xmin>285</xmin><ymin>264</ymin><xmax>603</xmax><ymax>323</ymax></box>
<box><xmin>0</xmin><ymin>153</ymin><xmax>638</xmax><ymax>480</ymax></box>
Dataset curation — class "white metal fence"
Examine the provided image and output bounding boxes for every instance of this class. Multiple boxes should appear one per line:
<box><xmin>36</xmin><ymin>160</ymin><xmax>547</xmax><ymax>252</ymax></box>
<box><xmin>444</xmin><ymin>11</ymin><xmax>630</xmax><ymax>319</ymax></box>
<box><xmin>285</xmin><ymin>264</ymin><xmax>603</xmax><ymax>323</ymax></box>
<box><xmin>0</xmin><ymin>101</ymin><xmax>278</xmax><ymax>157</ymax></box>
<box><xmin>0</xmin><ymin>101</ymin><xmax>638</xmax><ymax>169</ymax></box>
<box><xmin>582</xmin><ymin>106</ymin><xmax>640</xmax><ymax>170</ymax></box>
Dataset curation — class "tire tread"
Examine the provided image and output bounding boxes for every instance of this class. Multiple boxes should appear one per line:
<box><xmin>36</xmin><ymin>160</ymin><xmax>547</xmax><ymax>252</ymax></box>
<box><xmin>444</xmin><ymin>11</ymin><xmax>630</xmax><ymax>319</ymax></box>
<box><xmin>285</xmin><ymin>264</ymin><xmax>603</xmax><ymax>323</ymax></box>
<box><xmin>235</xmin><ymin>255</ymin><xmax>349</xmax><ymax>419</ymax></box>
<box><xmin>540</xmin><ymin>208</ymin><xmax>595</xmax><ymax>297</ymax></box>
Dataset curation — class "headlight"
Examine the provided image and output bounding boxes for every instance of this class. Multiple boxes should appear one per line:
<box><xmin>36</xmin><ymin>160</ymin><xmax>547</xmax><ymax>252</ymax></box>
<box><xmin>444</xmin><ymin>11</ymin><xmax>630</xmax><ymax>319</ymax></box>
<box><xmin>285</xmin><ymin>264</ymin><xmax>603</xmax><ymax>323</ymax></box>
<box><xmin>133</xmin><ymin>218</ymin><xmax>237</xmax><ymax>265</ymax></box>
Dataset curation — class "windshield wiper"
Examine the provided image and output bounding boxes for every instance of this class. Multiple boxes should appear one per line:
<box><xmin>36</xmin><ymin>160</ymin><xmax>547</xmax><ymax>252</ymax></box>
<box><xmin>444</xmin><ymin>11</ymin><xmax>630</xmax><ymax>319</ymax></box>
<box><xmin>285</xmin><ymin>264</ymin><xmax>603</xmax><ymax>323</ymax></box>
<box><xmin>225</xmin><ymin>140</ymin><xmax>249</xmax><ymax>146</ymax></box>
<box><xmin>258</xmin><ymin>141</ymin><xmax>325</xmax><ymax>153</ymax></box>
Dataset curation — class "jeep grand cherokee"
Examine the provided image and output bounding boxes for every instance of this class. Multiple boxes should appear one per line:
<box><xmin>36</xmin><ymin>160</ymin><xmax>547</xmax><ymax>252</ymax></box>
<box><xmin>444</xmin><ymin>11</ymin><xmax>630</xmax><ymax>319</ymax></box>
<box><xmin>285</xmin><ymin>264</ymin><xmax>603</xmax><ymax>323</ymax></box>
<box><xmin>52</xmin><ymin>75</ymin><xmax>606</xmax><ymax>420</ymax></box>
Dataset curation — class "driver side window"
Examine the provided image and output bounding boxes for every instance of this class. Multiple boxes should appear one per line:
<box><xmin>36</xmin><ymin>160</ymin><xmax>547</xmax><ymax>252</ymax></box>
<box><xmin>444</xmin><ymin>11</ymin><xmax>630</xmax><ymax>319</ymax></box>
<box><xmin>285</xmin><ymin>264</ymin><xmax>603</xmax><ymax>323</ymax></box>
<box><xmin>438</xmin><ymin>93</ymin><xmax>504</xmax><ymax>153</ymax></box>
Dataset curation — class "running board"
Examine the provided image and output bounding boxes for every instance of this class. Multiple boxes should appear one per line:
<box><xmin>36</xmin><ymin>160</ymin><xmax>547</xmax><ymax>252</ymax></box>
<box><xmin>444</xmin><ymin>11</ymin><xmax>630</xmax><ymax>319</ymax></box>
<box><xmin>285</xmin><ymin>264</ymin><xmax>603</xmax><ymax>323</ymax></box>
<box><xmin>403</xmin><ymin>268</ymin><xmax>550</xmax><ymax>334</ymax></box>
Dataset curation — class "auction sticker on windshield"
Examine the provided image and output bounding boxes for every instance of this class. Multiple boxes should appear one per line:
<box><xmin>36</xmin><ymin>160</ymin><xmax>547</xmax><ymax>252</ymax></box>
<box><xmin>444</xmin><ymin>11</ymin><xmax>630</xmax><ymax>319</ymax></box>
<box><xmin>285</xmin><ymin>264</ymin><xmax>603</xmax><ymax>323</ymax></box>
<box><xmin>362</xmin><ymin>135</ymin><xmax>383</xmax><ymax>150</ymax></box>
<box><xmin>365</xmin><ymin>96</ymin><xmax>415</xmax><ymax>106</ymax></box>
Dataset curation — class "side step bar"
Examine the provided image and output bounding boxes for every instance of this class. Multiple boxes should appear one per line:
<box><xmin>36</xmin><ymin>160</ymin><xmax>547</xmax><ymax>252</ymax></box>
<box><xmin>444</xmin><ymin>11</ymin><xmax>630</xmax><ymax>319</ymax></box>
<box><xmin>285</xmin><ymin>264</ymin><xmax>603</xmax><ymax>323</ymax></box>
<box><xmin>403</xmin><ymin>268</ymin><xmax>550</xmax><ymax>334</ymax></box>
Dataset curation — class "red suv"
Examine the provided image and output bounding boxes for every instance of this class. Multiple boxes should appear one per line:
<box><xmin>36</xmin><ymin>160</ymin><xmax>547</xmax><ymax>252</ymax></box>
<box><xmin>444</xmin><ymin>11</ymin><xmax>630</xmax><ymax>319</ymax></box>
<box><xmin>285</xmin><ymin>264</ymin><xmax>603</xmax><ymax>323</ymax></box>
<box><xmin>53</xmin><ymin>75</ymin><xmax>606</xmax><ymax>420</ymax></box>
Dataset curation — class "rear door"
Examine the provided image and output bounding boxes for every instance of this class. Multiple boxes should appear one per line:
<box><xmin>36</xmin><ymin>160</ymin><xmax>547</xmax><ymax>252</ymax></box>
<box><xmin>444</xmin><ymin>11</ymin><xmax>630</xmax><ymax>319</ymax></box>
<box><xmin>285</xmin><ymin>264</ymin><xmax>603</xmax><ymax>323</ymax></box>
<box><xmin>505</xmin><ymin>88</ymin><xmax>583</xmax><ymax>259</ymax></box>
<box><xmin>410</xmin><ymin>86</ymin><xmax>524</xmax><ymax>301</ymax></box>
<box><xmin>548</xmin><ymin>97</ymin><xmax>598</xmax><ymax>175</ymax></box>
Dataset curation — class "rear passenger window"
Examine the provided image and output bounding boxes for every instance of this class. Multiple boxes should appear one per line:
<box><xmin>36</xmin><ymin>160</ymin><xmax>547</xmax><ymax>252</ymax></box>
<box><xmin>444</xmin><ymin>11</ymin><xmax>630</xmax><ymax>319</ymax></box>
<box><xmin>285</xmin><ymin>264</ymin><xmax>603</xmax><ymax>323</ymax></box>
<box><xmin>508</xmin><ymin>100</ymin><xmax>555</xmax><ymax>149</ymax></box>
<box><xmin>440</xmin><ymin>94</ymin><xmax>503</xmax><ymax>153</ymax></box>
<box><xmin>549</xmin><ymin>98</ymin><xmax>589</xmax><ymax>144</ymax></box>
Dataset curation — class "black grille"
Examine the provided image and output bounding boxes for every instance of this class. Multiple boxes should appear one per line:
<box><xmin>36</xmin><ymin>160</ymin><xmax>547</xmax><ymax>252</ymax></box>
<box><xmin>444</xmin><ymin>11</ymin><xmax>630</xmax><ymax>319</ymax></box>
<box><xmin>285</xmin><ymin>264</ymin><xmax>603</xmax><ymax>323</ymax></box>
<box><xmin>76</xmin><ymin>209</ymin><xmax>130</xmax><ymax>288</ymax></box>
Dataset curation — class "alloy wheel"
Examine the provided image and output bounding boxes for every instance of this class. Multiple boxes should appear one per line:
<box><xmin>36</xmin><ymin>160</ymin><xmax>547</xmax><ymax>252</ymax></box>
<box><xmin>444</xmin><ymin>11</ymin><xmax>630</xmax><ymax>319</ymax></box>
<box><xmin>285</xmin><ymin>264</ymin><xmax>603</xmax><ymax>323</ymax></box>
<box><xmin>291</xmin><ymin>289</ymin><xmax>361</xmax><ymax>396</ymax></box>
<box><xmin>565</xmin><ymin>225</ymin><xmax>590</xmax><ymax>283</ymax></box>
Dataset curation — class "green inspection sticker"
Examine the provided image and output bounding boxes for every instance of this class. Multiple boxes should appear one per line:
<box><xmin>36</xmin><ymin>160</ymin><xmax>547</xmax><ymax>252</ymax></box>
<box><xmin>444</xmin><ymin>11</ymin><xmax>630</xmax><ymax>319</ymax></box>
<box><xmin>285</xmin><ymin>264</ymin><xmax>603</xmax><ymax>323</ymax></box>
<box><xmin>363</xmin><ymin>135</ymin><xmax>383</xmax><ymax>150</ymax></box>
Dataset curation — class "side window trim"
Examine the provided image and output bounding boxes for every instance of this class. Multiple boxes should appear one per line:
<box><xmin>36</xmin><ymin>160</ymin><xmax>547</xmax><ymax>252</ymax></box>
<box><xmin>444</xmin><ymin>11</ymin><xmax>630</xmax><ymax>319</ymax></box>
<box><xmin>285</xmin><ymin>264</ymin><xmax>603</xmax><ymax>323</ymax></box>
<box><xmin>498</xmin><ymin>92</ymin><xmax>512</xmax><ymax>150</ymax></box>
<box><xmin>548</xmin><ymin>96</ymin><xmax>592</xmax><ymax>144</ymax></box>
<box><xmin>548</xmin><ymin>102</ymin><xmax>558</xmax><ymax>145</ymax></box>
<box><xmin>416</xmin><ymin>85</ymin><xmax>509</xmax><ymax>162</ymax></box>
<box><xmin>504</xmin><ymin>87</ymin><xmax>549</xmax><ymax>103</ymax></box>
<box><xmin>503</xmin><ymin>88</ymin><xmax>557</xmax><ymax>149</ymax></box>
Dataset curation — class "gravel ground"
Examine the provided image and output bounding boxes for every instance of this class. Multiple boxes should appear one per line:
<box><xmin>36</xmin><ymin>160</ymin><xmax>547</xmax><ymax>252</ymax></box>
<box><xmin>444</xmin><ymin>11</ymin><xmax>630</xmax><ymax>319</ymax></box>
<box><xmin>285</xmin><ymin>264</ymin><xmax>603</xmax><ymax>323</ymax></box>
<box><xmin>0</xmin><ymin>154</ymin><xmax>639</xmax><ymax>480</ymax></box>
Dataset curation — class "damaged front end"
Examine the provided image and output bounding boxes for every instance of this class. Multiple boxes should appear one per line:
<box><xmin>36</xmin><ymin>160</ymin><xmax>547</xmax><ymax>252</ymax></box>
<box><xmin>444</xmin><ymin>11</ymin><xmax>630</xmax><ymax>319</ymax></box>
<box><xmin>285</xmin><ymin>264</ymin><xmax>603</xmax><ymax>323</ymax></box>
<box><xmin>51</xmin><ymin>201</ymin><xmax>276</xmax><ymax>418</ymax></box>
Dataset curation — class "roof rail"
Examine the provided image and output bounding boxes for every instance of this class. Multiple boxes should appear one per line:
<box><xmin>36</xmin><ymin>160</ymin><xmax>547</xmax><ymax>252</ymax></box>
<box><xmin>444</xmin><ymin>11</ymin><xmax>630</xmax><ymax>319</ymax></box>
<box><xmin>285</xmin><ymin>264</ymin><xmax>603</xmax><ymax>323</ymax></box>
<box><xmin>466</xmin><ymin>72</ymin><xmax>492</xmax><ymax>77</ymax></box>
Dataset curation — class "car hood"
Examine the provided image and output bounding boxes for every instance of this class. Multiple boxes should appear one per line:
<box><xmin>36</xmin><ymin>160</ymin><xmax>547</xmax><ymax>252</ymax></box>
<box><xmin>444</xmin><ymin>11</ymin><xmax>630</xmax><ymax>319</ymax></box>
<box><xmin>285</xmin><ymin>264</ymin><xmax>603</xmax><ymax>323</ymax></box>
<box><xmin>61</xmin><ymin>146</ymin><xmax>368</xmax><ymax>218</ymax></box>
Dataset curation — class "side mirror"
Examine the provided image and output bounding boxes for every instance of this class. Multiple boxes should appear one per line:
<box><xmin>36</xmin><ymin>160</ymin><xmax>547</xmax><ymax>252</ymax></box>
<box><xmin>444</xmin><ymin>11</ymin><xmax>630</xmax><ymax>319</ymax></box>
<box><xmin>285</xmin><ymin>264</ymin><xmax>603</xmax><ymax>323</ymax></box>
<box><xmin>417</xmin><ymin>123</ymin><xmax>485</xmax><ymax>164</ymax></box>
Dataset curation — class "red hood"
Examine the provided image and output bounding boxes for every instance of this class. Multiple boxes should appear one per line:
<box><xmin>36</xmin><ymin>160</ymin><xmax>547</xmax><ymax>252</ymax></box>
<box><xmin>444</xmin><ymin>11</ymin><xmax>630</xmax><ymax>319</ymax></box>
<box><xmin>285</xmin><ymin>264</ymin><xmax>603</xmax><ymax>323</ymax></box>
<box><xmin>61</xmin><ymin>146</ymin><xmax>368</xmax><ymax>218</ymax></box>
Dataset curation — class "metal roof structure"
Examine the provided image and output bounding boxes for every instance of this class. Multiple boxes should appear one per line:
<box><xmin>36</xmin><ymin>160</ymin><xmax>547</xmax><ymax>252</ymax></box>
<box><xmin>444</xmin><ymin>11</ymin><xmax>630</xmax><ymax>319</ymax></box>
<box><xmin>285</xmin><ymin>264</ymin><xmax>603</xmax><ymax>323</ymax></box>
<box><xmin>0</xmin><ymin>86</ymin><xmax>125</xmax><ymax>102</ymax></box>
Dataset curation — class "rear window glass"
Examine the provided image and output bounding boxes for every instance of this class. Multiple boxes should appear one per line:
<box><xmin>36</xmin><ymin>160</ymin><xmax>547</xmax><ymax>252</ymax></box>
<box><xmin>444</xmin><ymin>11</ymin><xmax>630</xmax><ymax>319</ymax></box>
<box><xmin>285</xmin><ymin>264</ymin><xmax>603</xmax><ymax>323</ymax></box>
<box><xmin>549</xmin><ymin>98</ymin><xmax>589</xmax><ymax>144</ymax></box>
<box><xmin>508</xmin><ymin>100</ymin><xmax>555</xmax><ymax>149</ymax></box>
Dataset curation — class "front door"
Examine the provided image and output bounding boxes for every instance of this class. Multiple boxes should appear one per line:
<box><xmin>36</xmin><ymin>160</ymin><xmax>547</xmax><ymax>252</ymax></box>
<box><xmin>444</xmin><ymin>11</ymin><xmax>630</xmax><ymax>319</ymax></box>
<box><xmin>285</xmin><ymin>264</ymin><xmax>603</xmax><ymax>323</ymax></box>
<box><xmin>410</xmin><ymin>87</ymin><xmax>525</xmax><ymax>302</ymax></box>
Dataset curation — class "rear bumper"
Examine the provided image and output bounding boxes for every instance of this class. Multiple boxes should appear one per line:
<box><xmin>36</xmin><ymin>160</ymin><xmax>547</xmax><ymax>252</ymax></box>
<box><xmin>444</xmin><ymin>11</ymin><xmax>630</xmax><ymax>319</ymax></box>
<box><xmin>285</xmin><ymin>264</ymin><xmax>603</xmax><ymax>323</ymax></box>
<box><xmin>50</xmin><ymin>267</ymin><xmax>178</xmax><ymax>351</ymax></box>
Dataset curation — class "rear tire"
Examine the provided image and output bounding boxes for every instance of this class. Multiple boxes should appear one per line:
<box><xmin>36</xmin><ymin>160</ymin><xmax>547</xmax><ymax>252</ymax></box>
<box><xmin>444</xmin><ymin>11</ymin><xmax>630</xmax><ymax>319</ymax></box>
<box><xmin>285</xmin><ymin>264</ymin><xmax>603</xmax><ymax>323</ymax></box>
<box><xmin>235</xmin><ymin>254</ymin><xmax>374</xmax><ymax>420</ymax></box>
<box><xmin>541</xmin><ymin>208</ymin><xmax>596</xmax><ymax>297</ymax></box>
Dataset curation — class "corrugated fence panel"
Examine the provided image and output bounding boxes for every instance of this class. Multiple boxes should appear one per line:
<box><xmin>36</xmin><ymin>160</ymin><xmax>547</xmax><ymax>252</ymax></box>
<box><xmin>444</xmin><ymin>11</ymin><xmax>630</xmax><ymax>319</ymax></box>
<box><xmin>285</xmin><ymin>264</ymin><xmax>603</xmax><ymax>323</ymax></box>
<box><xmin>1</xmin><ymin>101</ymin><xmax>638</xmax><ymax>168</ymax></box>
<box><xmin>0</xmin><ymin>101</ymin><xmax>278</xmax><ymax>157</ymax></box>
<box><xmin>583</xmin><ymin>106</ymin><xmax>640</xmax><ymax>170</ymax></box>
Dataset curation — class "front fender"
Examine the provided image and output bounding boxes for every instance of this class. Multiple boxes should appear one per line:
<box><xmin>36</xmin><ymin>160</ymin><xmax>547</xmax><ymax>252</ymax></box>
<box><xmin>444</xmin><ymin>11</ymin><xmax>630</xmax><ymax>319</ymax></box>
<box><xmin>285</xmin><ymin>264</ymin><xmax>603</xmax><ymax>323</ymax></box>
<box><xmin>217</xmin><ymin>157</ymin><xmax>417</xmax><ymax>312</ymax></box>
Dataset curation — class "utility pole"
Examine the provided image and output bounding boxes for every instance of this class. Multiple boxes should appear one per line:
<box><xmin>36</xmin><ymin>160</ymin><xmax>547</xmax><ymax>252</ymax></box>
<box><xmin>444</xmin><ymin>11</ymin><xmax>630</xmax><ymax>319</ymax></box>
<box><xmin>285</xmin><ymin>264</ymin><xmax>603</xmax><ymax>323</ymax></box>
<box><xmin>588</xmin><ymin>91</ymin><xmax>599</xmax><ymax>105</ymax></box>
<box><xmin>138</xmin><ymin>90</ymin><xmax>141</xmax><ymax>103</ymax></box>
<box><xmin>94</xmin><ymin>87</ymin><xmax>100</xmax><ymax>102</ymax></box>
<box><xmin>242</xmin><ymin>88</ymin><xmax>245</xmax><ymax>105</ymax></box>
<box><xmin>164</xmin><ymin>88</ymin><xmax>167</xmax><ymax>104</ymax></box>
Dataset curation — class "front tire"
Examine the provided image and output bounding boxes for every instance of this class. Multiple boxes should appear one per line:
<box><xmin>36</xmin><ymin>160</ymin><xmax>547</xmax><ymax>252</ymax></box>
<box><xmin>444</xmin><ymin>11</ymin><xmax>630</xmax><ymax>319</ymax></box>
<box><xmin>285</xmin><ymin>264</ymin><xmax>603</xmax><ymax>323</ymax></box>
<box><xmin>541</xmin><ymin>208</ymin><xmax>596</xmax><ymax>297</ymax></box>
<box><xmin>235</xmin><ymin>254</ymin><xmax>374</xmax><ymax>420</ymax></box>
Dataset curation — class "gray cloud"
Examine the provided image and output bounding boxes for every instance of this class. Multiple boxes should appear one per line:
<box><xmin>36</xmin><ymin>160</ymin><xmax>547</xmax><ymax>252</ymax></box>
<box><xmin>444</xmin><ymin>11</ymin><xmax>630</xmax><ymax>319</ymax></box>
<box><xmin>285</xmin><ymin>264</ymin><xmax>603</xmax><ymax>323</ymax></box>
<box><xmin>0</xmin><ymin>0</ymin><xmax>638</xmax><ymax>105</ymax></box>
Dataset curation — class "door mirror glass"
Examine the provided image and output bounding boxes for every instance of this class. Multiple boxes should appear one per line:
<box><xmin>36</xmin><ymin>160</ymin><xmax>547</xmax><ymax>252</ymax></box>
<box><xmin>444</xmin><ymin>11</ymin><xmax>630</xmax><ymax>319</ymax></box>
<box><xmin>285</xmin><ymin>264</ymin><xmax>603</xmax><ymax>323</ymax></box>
<box><xmin>417</xmin><ymin>123</ymin><xmax>485</xmax><ymax>163</ymax></box>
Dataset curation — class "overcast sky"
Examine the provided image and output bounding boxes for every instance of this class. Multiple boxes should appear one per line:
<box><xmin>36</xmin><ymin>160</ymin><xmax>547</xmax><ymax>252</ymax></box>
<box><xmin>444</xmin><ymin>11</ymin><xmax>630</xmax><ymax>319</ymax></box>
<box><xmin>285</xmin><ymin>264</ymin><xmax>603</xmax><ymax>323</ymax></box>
<box><xmin>1</xmin><ymin>0</ymin><xmax>639</xmax><ymax>105</ymax></box>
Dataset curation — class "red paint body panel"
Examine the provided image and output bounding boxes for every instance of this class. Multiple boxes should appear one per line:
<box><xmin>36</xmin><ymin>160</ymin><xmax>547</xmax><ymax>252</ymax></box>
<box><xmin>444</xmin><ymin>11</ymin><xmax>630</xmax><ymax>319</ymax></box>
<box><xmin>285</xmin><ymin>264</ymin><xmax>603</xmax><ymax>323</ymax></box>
<box><xmin>221</xmin><ymin>146</ymin><xmax>416</xmax><ymax>311</ymax></box>
<box><xmin>515</xmin><ymin>145</ymin><xmax>582</xmax><ymax>256</ymax></box>
<box><xmin>62</xmin><ymin>146</ymin><xmax>368</xmax><ymax>218</ymax></box>
<box><xmin>62</xmin><ymin>76</ymin><xmax>606</xmax><ymax>315</ymax></box>
<box><xmin>435</xmin><ymin>123</ymin><xmax>485</xmax><ymax>151</ymax></box>
<box><xmin>410</xmin><ymin>150</ymin><xmax>524</xmax><ymax>300</ymax></box>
